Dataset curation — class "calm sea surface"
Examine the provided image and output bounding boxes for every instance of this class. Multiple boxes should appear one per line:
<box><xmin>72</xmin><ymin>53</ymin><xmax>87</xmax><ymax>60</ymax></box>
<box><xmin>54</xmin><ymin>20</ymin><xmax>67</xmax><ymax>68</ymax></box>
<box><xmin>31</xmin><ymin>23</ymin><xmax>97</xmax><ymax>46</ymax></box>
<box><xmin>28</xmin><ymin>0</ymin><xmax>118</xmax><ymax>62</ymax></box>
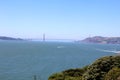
<box><xmin>0</xmin><ymin>41</ymin><xmax>119</xmax><ymax>80</ymax></box>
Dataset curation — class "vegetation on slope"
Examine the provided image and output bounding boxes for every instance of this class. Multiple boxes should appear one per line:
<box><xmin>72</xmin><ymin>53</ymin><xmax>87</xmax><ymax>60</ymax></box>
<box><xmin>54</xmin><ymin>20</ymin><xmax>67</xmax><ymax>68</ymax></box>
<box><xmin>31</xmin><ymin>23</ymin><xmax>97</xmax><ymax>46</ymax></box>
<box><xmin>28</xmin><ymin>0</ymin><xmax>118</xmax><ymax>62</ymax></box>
<box><xmin>104</xmin><ymin>67</ymin><xmax>120</xmax><ymax>80</ymax></box>
<box><xmin>48</xmin><ymin>55</ymin><xmax>120</xmax><ymax>80</ymax></box>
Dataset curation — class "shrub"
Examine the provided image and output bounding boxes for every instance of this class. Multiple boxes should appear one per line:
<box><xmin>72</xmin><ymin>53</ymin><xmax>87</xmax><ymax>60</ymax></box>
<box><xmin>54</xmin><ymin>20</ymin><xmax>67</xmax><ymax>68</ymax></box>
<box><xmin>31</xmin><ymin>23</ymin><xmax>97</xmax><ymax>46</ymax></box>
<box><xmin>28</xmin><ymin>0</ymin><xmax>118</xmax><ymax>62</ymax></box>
<box><xmin>48</xmin><ymin>66</ymin><xmax>88</xmax><ymax>80</ymax></box>
<box><xmin>104</xmin><ymin>67</ymin><xmax>120</xmax><ymax>80</ymax></box>
<box><xmin>63</xmin><ymin>66</ymin><xmax>87</xmax><ymax>77</ymax></box>
<box><xmin>48</xmin><ymin>73</ymin><xmax>64</xmax><ymax>80</ymax></box>
<box><xmin>82</xmin><ymin>56</ymin><xmax>120</xmax><ymax>80</ymax></box>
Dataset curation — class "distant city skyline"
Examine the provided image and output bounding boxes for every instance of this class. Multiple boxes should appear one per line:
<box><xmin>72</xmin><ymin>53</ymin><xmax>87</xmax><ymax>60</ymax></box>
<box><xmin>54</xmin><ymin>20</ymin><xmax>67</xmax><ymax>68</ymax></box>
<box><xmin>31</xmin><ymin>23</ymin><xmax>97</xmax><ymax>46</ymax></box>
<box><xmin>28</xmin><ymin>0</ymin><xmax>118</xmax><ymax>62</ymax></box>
<box><xmin>0</xmin><ymin>0</ymin><xmax>120</xmax><ymax>40</ymax></box>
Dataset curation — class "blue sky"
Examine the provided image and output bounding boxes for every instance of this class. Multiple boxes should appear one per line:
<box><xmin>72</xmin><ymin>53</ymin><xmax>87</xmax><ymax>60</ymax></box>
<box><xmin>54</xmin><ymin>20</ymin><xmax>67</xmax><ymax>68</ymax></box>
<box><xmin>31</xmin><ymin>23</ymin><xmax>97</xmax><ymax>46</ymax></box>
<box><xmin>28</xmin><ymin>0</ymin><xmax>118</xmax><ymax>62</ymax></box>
<box><xmin>0</xmin><ymin>0</ymin><xmax>120</xmax><ymax>40</ymax></box>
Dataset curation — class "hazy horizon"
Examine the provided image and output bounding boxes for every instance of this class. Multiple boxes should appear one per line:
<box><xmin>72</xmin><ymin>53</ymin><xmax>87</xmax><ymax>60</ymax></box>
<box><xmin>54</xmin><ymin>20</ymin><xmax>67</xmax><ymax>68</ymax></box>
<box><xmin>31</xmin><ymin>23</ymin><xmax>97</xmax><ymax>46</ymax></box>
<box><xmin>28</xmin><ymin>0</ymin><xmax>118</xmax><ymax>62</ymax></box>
<box><xmin>0</xmin><ymin>0</ymin><xmax>120</xmax><ymax>40</ymax></box>
<box><xmin>1</xmin><ymin>35</ymin><xmax>120</xmax><ymax>41</ymax></box>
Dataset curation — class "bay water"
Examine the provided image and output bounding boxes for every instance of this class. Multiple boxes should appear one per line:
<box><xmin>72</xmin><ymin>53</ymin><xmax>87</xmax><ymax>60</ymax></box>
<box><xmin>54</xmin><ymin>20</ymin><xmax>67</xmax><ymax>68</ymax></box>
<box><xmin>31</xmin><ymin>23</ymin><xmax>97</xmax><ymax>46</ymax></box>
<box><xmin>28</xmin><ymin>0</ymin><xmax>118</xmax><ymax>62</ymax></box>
<box><xmin>0</xmin><ymin>41</ymin><xmax>119</xmax><ymax>80</ymax></box>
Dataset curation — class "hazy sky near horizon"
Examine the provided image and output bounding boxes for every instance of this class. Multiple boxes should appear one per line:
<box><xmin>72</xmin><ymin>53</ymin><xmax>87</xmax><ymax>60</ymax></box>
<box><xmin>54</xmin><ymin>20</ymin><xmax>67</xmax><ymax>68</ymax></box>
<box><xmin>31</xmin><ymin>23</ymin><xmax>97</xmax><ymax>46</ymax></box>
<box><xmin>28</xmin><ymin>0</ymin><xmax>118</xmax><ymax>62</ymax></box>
<box><xmin>0</xmin><ymin>0</ymin><xmax>120</xmax><ymax>40</ymax></box>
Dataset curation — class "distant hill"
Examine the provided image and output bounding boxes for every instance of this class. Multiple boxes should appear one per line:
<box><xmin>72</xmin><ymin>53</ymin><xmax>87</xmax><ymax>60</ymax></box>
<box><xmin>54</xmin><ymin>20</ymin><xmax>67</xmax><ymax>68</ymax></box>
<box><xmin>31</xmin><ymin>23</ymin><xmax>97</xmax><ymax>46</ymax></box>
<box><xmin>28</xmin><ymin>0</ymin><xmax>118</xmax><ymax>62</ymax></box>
<box><xmin>82</xmin><ymin>36</ymin><xmax>120</xmax><ymax>44</ymax></box>
<box><xmin>0</xmin><ymin>36</ymin><xmax>23</xmax><ymax>41</ymax></box>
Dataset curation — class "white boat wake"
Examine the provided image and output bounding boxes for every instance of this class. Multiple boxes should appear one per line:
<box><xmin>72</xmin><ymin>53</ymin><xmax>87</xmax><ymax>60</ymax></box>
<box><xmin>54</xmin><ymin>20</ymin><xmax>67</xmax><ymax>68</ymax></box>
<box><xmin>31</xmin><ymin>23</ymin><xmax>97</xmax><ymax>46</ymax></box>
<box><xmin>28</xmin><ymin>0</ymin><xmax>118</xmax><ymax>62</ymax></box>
<box><xmin>96</xmin><ymin>49</ymin><xmax>120</xmax><ymax>54</ymax></box>
<box><xmin>57</xmin><ymin>46</ymin><xmax>65</xmax><ymax>48</ymax></box>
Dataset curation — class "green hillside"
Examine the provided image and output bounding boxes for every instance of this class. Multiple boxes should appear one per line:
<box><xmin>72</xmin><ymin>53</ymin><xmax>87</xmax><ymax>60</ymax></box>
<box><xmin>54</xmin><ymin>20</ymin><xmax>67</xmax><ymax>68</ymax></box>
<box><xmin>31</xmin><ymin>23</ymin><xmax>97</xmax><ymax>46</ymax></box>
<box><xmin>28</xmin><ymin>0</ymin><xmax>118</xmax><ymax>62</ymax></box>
<box><xmin>48</xmin><ymin>55</ymin><xmax>120</xmax><ymax>80</ymax></box>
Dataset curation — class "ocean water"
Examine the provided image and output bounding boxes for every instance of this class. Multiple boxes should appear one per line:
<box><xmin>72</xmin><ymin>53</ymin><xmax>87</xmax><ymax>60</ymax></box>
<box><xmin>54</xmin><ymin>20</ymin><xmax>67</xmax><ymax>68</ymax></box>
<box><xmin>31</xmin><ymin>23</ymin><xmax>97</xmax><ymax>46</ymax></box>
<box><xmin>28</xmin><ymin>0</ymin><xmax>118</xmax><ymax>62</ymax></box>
<box><xmin>0</xmin><ymin>41</ymin><xmax>119</xmax><ymax>80</ymax></box>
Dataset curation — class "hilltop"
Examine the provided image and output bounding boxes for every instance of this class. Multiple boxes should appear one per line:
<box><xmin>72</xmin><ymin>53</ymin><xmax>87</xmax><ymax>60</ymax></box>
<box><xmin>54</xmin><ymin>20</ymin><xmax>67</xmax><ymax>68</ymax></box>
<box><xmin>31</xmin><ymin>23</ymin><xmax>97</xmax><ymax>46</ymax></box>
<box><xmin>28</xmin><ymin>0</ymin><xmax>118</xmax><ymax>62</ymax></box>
<box><xmin>0</xmin><ymin>36</ymin><xmax>23</xmax><ymax>41</ymax></box>
<box><xmin>82</xmin><ymin>36</ymin><xmax>120</xmax><ymax>44</ymax></box>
